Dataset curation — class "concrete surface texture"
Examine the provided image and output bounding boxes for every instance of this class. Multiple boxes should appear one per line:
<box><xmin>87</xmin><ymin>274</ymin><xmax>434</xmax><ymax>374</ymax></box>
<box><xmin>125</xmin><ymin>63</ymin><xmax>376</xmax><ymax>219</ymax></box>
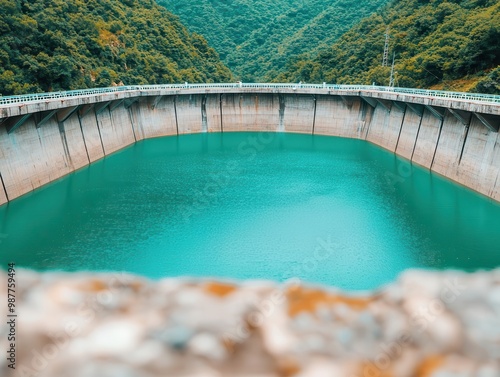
<box><xmin>280</xmin><ymin>94</ymin><xmax>315</xmax><ymax>134</ymax></box>
<box><xmin>0</xmin><ymin>89</ymin><xmax>499</xmax><ymax>205</ymax></box>
<box><xmin>1</xmin><ymin>268</ymin><xmax>499</xmax><ymax>377</ymax></box>
<box><xmin>365</xmin><ymin>105</ymin><xmax>405</xmax><ymax>151</ymax></box>
<box><xmin>222</xmin><ymin>93</ymin><xmax>281</xmax><ymax>132</ymax></box>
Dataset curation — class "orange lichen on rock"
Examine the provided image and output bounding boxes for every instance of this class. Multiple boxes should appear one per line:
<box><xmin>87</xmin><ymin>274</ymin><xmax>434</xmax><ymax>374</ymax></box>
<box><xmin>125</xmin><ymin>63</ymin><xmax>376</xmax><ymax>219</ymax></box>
<box><xmin>358</xmin><ymin>362</ymin><xmax>394</xmax><ymax>377</ymax></box>
<box><xmin>286</xmin><ymin>286</ymin><xmax>372</xmax><ymax>317</ymax></box>
<box><xmin>82</xmin><ymin>279</ymin><xmax>108</xmax><ymax>292</ymax></box>
<box><xmin>415</xmin><ymin>355</ymin><xmax>446</xmax><ymax>377</ymax></box>
<box><xmin>128</xmin><ymin>280</ymin><xmax>145</xmax><ymax>293</ymax></box>
<box><xmin>203</xmin><ymin>281</ymin><xmax>237</xmax><ymax>297</ymax></box>
<box><xmin>277</xmin><ymin>357</ymin><xmax>302</xmax><ymax>377</ymax></box>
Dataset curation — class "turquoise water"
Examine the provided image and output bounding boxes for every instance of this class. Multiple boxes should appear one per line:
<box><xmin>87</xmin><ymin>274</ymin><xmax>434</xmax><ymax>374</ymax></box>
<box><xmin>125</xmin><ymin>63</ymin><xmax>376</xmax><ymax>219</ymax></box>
<box><xmin>1</xmin><ymin>132</ymin><xmax>499</xmax><ymax>290</ymax></box>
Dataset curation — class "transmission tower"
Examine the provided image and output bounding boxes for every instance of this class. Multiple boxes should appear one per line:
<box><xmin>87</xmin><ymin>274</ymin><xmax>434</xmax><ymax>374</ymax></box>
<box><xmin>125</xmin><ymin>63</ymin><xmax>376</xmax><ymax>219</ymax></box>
<box><xmin>382</xmin><ymin>27</ymin><xmax>390</xmax><ymax>67</ymax></box>
<box><xmin>389</xmin><ymin>52</ymin><xmax>396</xmax><ymax>87</ymax></box>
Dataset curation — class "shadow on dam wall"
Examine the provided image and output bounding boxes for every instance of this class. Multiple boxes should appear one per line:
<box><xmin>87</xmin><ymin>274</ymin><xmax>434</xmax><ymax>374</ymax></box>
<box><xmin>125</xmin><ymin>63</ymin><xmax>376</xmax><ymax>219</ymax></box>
<box><xmin>0</xmin><ymin>91</ymin><xmax>499</xmax><ymax>206</ymax></box>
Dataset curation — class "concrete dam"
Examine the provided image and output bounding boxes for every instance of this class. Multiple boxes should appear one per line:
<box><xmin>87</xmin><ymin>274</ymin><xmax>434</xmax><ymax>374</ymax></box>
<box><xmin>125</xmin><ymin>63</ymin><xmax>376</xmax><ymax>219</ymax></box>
<box><xmin>0</xmin><ymin>83</ymin><xmax>499</xmax><ymax>206</ymax></box>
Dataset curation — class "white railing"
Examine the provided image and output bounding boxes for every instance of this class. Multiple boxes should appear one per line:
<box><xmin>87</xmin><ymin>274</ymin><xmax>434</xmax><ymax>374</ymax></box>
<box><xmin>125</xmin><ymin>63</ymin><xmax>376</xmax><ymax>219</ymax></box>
<box><xmin>1</xmin><ymin>83</ymin><xmax>499</xmax><ymax>106</ymax></box>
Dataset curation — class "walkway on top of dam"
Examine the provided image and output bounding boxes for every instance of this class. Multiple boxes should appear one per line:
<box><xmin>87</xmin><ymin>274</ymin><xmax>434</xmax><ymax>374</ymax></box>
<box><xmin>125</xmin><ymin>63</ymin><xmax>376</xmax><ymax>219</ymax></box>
<box><xmin>1</xmin><ymin>83</ymin><xmax>499</xmax><ymax>135</ymax></box>
<box><xmin>2</xmin><ymin>83</ymin><xmax>500</xmax><ymax>105</ymax></box>
<box><xmin>1</xmin><ymin>82</ymin><xmax>500</xmax><ymax>112</ymax></box>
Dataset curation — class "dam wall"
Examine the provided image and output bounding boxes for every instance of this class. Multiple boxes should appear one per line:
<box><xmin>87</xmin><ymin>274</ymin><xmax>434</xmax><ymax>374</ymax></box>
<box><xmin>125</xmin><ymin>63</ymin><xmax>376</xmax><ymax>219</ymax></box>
<box><xmin>0</xmin><ymin>85</ymin><xmax>499</xmax><ymax>205</ymax></box>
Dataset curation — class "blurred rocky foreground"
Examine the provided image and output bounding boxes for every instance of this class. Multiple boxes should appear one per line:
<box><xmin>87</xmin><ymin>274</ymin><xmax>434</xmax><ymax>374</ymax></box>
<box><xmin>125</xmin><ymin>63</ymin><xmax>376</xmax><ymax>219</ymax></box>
<box><xmin>1</xmin><ymin>269</ymin><xmax>500</xmax><ymax>377</ymax></box>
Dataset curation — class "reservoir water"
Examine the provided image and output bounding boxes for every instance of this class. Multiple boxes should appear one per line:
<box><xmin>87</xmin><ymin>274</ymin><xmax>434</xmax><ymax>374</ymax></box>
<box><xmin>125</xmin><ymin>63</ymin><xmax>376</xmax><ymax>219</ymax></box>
<box><xmin>1</xmin><ymin>132</ymin><xmax>499</xmax><ymax>290</ymax></box>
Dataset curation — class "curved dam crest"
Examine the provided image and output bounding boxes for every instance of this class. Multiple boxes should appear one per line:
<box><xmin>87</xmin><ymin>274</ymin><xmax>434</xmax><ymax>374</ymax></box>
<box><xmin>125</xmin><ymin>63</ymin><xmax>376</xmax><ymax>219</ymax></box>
<box><xmin>0</xmin><ymin>84</ymin><xmax>499</xmax><ymax>205</ymax></box>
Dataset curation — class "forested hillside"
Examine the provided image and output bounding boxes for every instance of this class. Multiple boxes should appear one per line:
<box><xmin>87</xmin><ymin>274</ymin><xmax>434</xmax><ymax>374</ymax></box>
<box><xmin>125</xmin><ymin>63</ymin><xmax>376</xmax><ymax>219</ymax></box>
<box><xmin>158</xmin><ymin>0</ymin><xmax>387</xmax><ymax>81</ymax></box>
<box><xmin>278</xmin><ymin>0</ymin><xmax>500</xmax><ymax>93</ymax></box>
<box><xmin>2</xmin><ymin>0</ymin><xmax>497</xmax><ymax>95</ymax></box>
<box><xmin>0</xmin><ymin>0</ymin><xmax>232</xmax><ymax>95</ymax></box>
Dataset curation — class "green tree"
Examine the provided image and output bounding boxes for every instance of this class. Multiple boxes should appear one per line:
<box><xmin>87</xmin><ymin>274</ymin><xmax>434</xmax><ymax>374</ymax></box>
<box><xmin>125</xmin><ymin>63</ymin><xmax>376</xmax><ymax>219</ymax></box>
<box><xmin>281</xmin><ymin>0</ymin><xmax>500</xmax><ymax>93</ymax></box>
<box><xmin>0</xmin><ymin>0</ymin><xmax>233</xmax><ymax>95</ymax></box>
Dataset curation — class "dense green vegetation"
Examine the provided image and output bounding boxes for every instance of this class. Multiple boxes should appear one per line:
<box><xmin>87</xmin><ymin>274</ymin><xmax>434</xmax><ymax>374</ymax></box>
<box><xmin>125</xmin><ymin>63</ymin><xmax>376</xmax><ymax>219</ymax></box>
<box><xmin>2</xmin><ymin>0</ymin><xmax>497</xmax><ymax>94</ymax></box>
<box><xmin>278</xmin><ymin>0</ymin><xmax>500</xmax><ymax>93</ymax></box>
<box><xmin>0</xmin><ymin>0</ymin><xmax>232</xmax><ymax>95</ymax></box>
<box><xmin>158</xmin><ymin>0</ymin><xmax>387</xmax><ymax>81</ymax></box>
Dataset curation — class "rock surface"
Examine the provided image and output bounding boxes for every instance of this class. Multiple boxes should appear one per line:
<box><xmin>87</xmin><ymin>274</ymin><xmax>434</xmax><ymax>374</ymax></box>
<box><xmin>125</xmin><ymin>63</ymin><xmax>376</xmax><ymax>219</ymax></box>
<box><xmin>1</xmin><ymin>268</ymin><xmax>500</xmax><ymax>376</ymax></box>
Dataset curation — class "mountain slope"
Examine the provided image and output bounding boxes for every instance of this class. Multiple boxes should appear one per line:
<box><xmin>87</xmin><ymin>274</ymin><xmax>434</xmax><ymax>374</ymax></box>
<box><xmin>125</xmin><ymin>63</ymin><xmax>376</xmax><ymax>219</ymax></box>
<box><xmin>278</xmin><ymin>0</ymin><xmax>500</xmax><ymax>93</ymax></box>
<box><xmin>0</xmin><ymin>0</ymin><xmax>232</xmax><ymax>95</ymax></box>
<box><xmin>158</xmin><ymin>0</ymin><xmax>388</xmax><ymax>81</ymax></box>
<box><xmin>157</xmin><ymin>0</ymin><xmax>300</xmax><ymax>62</ymax></box>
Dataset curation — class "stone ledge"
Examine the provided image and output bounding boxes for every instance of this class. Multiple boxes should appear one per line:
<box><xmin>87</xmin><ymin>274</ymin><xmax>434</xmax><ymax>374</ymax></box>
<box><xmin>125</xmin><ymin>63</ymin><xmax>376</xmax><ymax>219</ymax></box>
<box><xmin>1</xmin><ymin>268</ymin><xmax>499</xmax><ymax>376</ymax></box>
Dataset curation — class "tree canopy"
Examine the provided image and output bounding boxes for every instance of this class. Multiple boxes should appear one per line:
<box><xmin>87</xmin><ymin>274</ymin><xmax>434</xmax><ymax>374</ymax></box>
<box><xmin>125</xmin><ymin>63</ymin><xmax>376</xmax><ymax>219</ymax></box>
<box><xmin>2</xmin><ymin>0</ymin><xmax>498</xmax><ymax>94</ymax></box>
<box><xmin>277</xmin><ymin>0</ymin><xmax>500</xmax><ymax>93</ymax></box>
<box><xmin>158</xmin><ymin>0</ymin><xmax>387</xmax><ymax>82</ymax></box>
<box><xmin>0</xmin><ymin>0</ymin><xmax>233</xmax><ymax>95</ymax></box>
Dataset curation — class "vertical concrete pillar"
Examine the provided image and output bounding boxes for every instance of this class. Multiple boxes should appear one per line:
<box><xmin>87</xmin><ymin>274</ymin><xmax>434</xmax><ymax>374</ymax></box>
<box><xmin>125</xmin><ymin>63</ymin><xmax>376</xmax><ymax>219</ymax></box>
<box><xmin>61</xmin><ymin>112</ymin><xmax>90</xmax><ymax>170</ymax></box>
<box><xmin>365</xmin><ymin>104</ymin><xmax>405</xmax><ymax>152</ymax></box>
<box><xmin>96</xmin><ymin>106</ymin><xmax>135</xmax><ymax>155</ymax></box>
<box><xmin>455</xmin><ymin>116</ymin><xmax>500</xmax><ymax>198</ymax></box>
<box><xmin>411</xmin><ymin>108</ymin><xmax>443</xmax><ymax>169</ymax></box>
<box><xmin>221</xmin><ymin>93</ymin><xmax>280</xmax><ymax>132</ymax></box>
<box><xmin>134</xmin><ymin>96</ymin><xmax>177</xmax><ymax>138</ymax></box>
<box><xmin>431</xmin><ymin>110</ymin><xmax>468</xmax><ymax>180</ymax></box>
<box><xmin>282</xmin><ymin>94</ymin><xmax>315</xmax><ymax>134</ymax></box>
<box><xmin>127</xmin><ymin>101</ymin><xmax>144</xmax><ymax>142</ymax></box>
<box><xmin>0</xmin><ymin>173</ymin><xmax>8</xmax><ymax>205</ymax></box>
<box><xmin>492</xmin><ymin>170</ymin><xmax>500</xmax><ymax>202</ymax></box>
<box><xmin>395</xmin><ymin>110</ymin><xmax>422</xmax><ymax>160</ymax></box>
<box><xmin>0</xmin><ymin>116</ymin><xmax>72</xmax><ymax>201</ymax></box>
<box><xmin>314</xmin><ymin>95</ymin><xmax>363</xmax><ymax>138</ymax></box>
<box><xmin>175</xmin><ymin>94</ymin><xmax>204</xmax><ymax>134</ymax></box>
<box><xmin>206</xmin><ymin>94</ymin><xmax>222</xmax><ymax>132</ymax></box>
<box><xmin>79</xmin><ymin>107</ymin><xmax>105</xmax><ymax>162</ymax></box>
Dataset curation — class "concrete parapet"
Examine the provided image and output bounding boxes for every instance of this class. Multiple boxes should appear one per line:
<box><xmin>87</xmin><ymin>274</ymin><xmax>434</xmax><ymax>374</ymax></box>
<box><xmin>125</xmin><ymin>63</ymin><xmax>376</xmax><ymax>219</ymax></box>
<box><xmin>2</xmin><ymin>86</ymin><xmax>499</xmax><ymax>119</ymax></box>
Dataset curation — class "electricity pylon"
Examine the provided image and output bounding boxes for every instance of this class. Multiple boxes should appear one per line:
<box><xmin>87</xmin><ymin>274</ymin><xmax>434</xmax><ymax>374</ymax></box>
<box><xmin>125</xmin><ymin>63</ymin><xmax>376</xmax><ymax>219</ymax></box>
<box><xmin>389</xmin><ymin>52</ymin><xmax>396</xmax><ymax>87</ymax></box>
<box><xmin>382</xmin><ymin>27</ymin><xmax>390</xmax><ymax>67</ymax></box>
